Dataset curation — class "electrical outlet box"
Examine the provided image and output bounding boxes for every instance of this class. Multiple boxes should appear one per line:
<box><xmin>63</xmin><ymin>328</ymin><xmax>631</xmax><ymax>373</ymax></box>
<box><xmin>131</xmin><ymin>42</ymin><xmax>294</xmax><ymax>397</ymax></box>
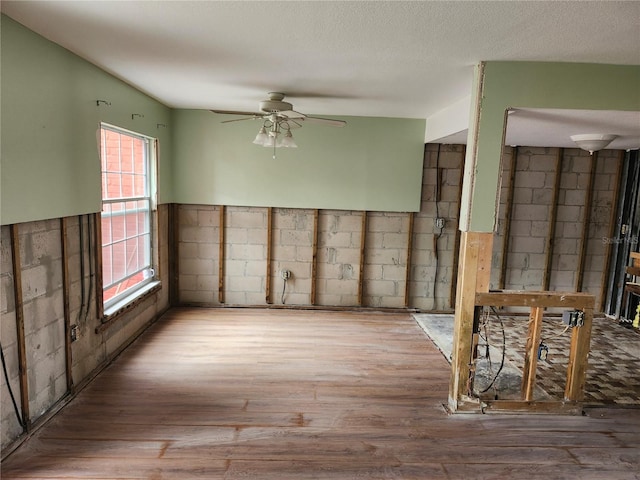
<box><xmin>70</xmin><ymin>324</ymin><xmax>78</xmax><ymax>342</ymax></box>
<box><xmin>435</xmin><ymin>217</ymin><xmax>445</xmax><ymax>229</ymax></box>
<box><xmin>562</xmin><ymin>310</ymin><xmax>584</xmax><ymax>327</ymax></box>
<box><xmin>280</xmin><ymin>269</ymin><xmax>291</xmax><ymax>280</ymax></box>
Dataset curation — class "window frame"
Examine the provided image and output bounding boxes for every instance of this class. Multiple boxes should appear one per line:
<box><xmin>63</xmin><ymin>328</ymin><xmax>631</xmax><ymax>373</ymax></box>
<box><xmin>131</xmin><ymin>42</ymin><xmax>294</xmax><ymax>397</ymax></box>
<box><xmin>98</xmin><ymin>123</ymin><xmax>159</xmax><ymax>317</ymax></box>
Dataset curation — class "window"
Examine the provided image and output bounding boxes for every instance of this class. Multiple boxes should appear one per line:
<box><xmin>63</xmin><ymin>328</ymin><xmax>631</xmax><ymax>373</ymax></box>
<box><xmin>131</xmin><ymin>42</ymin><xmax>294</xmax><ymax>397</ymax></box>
<box><xmin>100</xmin><ymin>124</ymin><xmax>157</xmax><ymax>311</ymax></box>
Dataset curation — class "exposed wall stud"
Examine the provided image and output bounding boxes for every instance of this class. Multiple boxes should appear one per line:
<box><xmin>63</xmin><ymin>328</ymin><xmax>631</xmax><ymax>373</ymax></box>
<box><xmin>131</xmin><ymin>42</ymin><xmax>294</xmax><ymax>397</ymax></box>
<box><xmin>310</xmin><ymin>209</ymin><xmax>319</xmax><ymax>305</ymax></box>
<box><xmin>521</xmin><ymin>306</ymin><xmax>543</xmax><ymax>401</ymax></box>
<box><xmin>450</xmin><ymin>146</ymin><xmax>466</xmax><ymax>308</ymax></box>
<box><xmin>499</xmin><ymin>146</ymin><xmax>518</xmax><ymax>290</ymax></box>
<box><xmin>542</xmin><ymin>148</ymin><xmax>563</xmax><ymax>290</ymax></box>
<box><xmin>9</xmin><ymin>224</ymin><xmax>30</xmax><ymax>430</ymax></box>
<box><xmin>168</xmin><ymin>204</ymin><xmax>180</xmax><ymax>306</ymax></box>
<box><xmin>576</xmin><ymin>152</ymin><xmax>597</xmax><ymax>292</ymax></box>
<box><xmin>404</xmin><ymin>212</ymin><xmax>414</xmax><ymax>308</ymax></box>
<box><xmin>358</xmin><ymin>211</ymin><xmax>368</xmax><ymax>306</ymax></box>
<box><xmin>265</xmin><ymin>207</ymin><xmax>273</xmax><ymax>304</ymax></box>
<box><xmin>60</xmin><ymin>218</ymin><xmax>74</xmax><ymax>393</ymax></box>
<box><xmin>218</xmin><ymin>206</ymin><xmax>226</xmax><ymax>304</ymax></box>
<box><xmin>600</xmin><ymin>151</ymin><xmax>625</xmax><ymax>310</ymax></box>
<box><xmin>94</xmin><ymin>212</ymin><xmax>104</xmax><ymax>320</ymax></box>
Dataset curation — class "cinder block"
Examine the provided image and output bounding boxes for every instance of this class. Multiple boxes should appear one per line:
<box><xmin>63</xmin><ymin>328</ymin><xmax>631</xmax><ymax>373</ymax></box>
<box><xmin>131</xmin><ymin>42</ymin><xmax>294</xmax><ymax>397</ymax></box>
<box><xmin>319</xmin><ymin>231</ymin><xmax>352</xmax><ymax>248</ymax></box>
<box><xmin>225</xmin><ymin>260</ymin><xmax>246</xmax><ymax>277</ymax></box>
<box><xmin>179</xmin><ymin>242</ymin><xmax>198</xmax><ymax>259</ymax></box>
<box><xmin>179</xmin><ymin>274</ymin><xmax>197</xmax><ymax>291</ymax></box>
<box><xmin>197</xmin><ymin>208</ymin><xmax>217</xmax><ymax>227</ymax></box>
<box><xmin>180</xmin><ymin>258</ymin><xmax>214</xmax><ymax>276</ymax></box>
<box><xmin>196</xmin><ymin>275</ymin><xmax>216</xmax><ymax>292</ymax></box>
<box><xmin>280</xmin><ymin>229</ymin><xmax>311</xmax><ymax>246</ymax></box>
<box><xmin>383</xmin><ymin>233</ymin><xmax>408</xmax><ymax>249</ymax></box>
<box><xmin>180</xmin><ymin>290</ymin><xmax>216</xmax><ymax>304</ymax></box>
<box><xmin>229</xmin><ymin>210</ymin><xmax>266</xmax><ymax>229</ymax></box>
<box><xmin>226</xmin><ymin>227</ymin><xmax>248</xmax><ymax>245</ymax></box>
<box><xmin>198</xmin><ymin>243</ymin><xmax>217</xmax><ymax>260</ymax></box>
<box><xmin>382</xmin><ymin>264</ymin><xmax>407</xmax><ymax>281</ymax></box>
<box><xmin>229</xmin><ymin>244</ymin><xmax>264</xmax><ymax>261</ymax></box>
<box><xmin>228</xmin><ymin>275</ymin><xmax>262</xmax><ymax>293</ymax></box>
<box><xmin>179</xmin><ymin>206</ymin><xmax>198</xmax><ymax>226</ymax></box>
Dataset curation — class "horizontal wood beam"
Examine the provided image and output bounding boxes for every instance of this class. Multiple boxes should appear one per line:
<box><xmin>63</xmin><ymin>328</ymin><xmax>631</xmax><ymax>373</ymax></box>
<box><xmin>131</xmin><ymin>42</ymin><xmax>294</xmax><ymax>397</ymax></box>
<box><xmin>475</xmin><ymin>290</ymin><xmax>595</xmax><ymax>309</ymax></box>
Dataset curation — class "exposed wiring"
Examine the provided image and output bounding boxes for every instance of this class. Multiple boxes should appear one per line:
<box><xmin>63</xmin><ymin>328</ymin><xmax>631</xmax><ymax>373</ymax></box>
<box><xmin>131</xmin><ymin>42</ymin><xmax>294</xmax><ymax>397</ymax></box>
<box><xmin>479</xmin><ymin>306</ymin><xmax>506</xmax><ymax>394</ymax></box>
<box><xmin>0</xmin><ymin>342</ymin><xmax>25</xmax><ymax>428</ymax></box>
<box><xmin>541</xmin><ymin>322</ymin><xmax>570</xmax><ymax>343</ymax></box>
<box><xmin>281</xmin><ymin>277</ymin><xmax>287</xmax><ymax>304</ymax></box>
<box><xmin>432</xmin><ymin>144</ymin><xmax>443</xmax><ymax>308</ymax></box>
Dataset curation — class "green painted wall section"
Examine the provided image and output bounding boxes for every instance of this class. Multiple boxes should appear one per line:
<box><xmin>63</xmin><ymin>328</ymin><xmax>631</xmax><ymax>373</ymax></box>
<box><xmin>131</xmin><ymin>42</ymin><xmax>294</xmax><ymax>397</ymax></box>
<box><xmin>172</xmin><ymin>110</ymin><xmax>425</xmax><ymax>212</ymax></box>
<box><xmin>461</xmin><ymin>62</ymin><xmax>640</xmax><ymax>232</ymax></box>
<box><xmin>1</xmin><ymin>15</ymin><xmax>173</xmax><ymax>225</ymax></box>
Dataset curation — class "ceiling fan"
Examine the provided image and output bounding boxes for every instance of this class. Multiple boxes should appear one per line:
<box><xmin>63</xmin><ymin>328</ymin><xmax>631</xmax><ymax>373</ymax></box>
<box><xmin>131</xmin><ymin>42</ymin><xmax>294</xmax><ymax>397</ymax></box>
<box><xmin>211</xmin><ymin>92</ymin><xmax>346</xmax><ymax>157</ymax></box>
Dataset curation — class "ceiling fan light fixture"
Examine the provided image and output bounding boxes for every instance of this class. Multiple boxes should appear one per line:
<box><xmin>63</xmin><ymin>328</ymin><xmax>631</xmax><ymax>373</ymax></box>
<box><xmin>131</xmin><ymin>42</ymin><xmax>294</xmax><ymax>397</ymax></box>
<box><xmin>252</xmin><ymin>126</ymin><xmax>268</xmax><ymax>146</ymax></box>
<box><xmin>278</xmin><ymin>130</ymin><xmax>297</xmax><ymax>148</ymax></box>
<box><xmin>570</xmin><ymin>133</ymin><xmax>617</xmax><ymax>154</ymax></box>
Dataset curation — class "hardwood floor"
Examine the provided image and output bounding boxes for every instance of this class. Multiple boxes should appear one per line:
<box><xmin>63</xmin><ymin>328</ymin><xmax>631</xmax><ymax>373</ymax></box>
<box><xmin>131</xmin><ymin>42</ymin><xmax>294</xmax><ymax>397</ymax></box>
<box><xmin>2</xmin><ymin>308</ymin><xmax>639</xmax><ymax>479</ymax></box>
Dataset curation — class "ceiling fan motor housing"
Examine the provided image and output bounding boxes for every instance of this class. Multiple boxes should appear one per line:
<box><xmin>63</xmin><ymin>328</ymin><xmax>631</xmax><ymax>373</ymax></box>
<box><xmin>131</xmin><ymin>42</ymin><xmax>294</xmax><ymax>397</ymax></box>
<box><xmin>260</xmin><ymin>92</ymin><xmax>292</xmax><ymax>113</ymax></box>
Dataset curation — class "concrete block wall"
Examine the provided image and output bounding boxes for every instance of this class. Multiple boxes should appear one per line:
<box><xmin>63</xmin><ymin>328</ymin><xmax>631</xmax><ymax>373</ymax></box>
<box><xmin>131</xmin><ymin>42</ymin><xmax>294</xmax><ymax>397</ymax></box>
<box><xmin>1</xmin><ymin>205</ymin><xmax>170</xmax><ymax>451</ymax></box>
<box><xmin>316</xmin><ymin>210</ymin><xmax>362</xmax><ymax>306</ymax></box>
<box><xmin>227</xmin><ymin>206</ymin><xmax>269</xmax><ymax>305</ymax></box>
<box><xmin>175</xmin><ymin>144</ymin><xmax>620</xmax><ymax>312</ymax></box>
<box><xmin>493</xmin><ymin>147</ymin><xmax>619</xmax><ymax>307</ymax></box>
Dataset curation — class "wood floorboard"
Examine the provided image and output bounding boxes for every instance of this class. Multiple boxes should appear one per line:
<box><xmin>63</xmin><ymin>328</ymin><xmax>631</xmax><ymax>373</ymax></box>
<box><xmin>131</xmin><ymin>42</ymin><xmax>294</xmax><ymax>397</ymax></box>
<box><xmin>2</xmin><ymin>307</ymin><xmax>639</xmax><ymax>479</ymax></box>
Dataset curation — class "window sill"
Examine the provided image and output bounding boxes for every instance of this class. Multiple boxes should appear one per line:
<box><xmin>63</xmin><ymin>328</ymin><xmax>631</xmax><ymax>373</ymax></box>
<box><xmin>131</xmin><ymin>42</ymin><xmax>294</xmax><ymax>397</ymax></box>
<box><xmin>96</xmin><ymin>281</ymin><xmax>161</xmax><ymax>334</ymax></box>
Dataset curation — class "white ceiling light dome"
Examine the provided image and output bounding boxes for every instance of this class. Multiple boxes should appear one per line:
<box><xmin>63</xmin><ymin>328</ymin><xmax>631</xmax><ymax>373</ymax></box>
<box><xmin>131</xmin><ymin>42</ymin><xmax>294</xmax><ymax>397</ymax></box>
<box><xmin>570</xmin><ymin>133</ymin><xmax>618</xmax><ymax>154</ymax></box>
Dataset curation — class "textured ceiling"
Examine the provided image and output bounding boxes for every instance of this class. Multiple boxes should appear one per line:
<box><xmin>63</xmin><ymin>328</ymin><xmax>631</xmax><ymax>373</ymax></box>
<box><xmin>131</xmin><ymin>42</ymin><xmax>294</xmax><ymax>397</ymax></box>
<box><xmin>2</xmin><ymin>0</ymin><xmax>639</xmax><ymax>147</ymax></box>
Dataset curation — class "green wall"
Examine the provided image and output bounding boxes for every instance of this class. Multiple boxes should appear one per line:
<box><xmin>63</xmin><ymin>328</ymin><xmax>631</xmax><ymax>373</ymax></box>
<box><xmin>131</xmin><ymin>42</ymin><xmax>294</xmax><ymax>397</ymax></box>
<box><xmin>172</xmin><ymin>110</ymin><xmax>425</xmax><ymax>212</ymax></box>
<box><xmin>1</xmin><ymin>15</ymin><xmax>173</xmax><ymax>225</ymax></box>
<box><xmin>460</xmin><ymin>62</ymin><xmax>640</xmax><ymax>232</ymax></box>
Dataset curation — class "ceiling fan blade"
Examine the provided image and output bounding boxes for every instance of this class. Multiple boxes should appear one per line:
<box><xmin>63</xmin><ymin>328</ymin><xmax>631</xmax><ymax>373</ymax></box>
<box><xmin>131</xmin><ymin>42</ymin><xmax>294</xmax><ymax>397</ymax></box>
<box><xmin>221</xmin><ymin>116</ymin><xmax>262</xmax><ymax>124</ymax></box>
<box><xmin>210</xmin><ymin>109</ymin><xmax>263</xmax><ymax>116</ymax></box>
<box><xmin>301</xmin><ymin>116</ymin><xmax>347</xmax><ymax>127</ymax></box>
<box><xmin>278</xmin><ymin>110</ymin><xmax>306</xmax><ymax>119</ymax></box>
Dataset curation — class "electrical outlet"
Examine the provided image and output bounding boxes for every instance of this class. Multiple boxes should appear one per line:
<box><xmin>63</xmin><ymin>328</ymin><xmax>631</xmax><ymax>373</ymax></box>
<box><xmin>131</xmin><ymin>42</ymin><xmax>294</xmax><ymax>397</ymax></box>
<box><xmin>280</xmin><ymin>269</ymin><xmax>291</xmax><ymax>280</ymax></box>
<box><xmin>70</xmin><ymin>324</ymin><xmax>78</xmax><ymax>342</ymax></box>
<box><xmin>435</xmin><ymin>217</ymin><xmax>445</xmax><ymax>229</ymax></box>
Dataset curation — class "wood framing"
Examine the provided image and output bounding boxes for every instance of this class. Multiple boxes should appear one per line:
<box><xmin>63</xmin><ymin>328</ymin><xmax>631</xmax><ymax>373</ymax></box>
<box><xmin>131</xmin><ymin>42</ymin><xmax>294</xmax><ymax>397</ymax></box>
<box><xmin>599</xmin><ymin>150</ymin><xmax>625</xmax><ymax>311</ymax></box>
<box><xmin>310</xmin><ymin>209</ymin><xmax>319</xmax><ymax>305</ymax></box>
<box><xmin>218</xmin><ymin>205</ymin><xmax>225</xmax><ymax>304</ymax></box>
<box><xmin>168</xmin><ymin>204</ymin><xmax>180</xmax><ymax>306</ymax></box>
<box><xmin>450</xmin><ymin>146</ymin><xmax>466</xmax><ymax>309</ymax></box>
<box><xmin>521</xmin><ymin>306</ymin><xmax>543</xmax><ymax>401</ymax></box>
<box><xmin>542</xmin><ymin>148</ymin><xmax>563</xmax><ymax>290</ymax></box>
<box><xmin>448</xmin><ymin>231</ymin><xmax>493</xmax><ymax>411</ymax></box>
<box><xmin>564</xmin><ymin>307</ymin><xmax>594</xmax><ymax>401</ymax></box>
<box><xmin>60</xmin><ymin>217</ymin><xmax>74</xmax><ymax>393</ymax></box>
<box><xmin>576</xmin><ymin>151</ymin><xmax>597</xmax><ymax>292</ymax></box>
<box><xmin>357</xmin><ymin>211</ymin><xmax>368</xmax><ymax>306</ymax></box>
<box><xmin>10</xmin><ymin>224</ymin><xmax>29</xmax><ymax>430</ymax></box>
<box><xmin>94</xmin><ymin>212</ymin><xmax>104</xmax><ymax>320</ymax></box>
<box><xmin>498</xmin><ymin>147</ymin><xmax>518</xmax><ymax>290</ymax></box>
<box><xmin>404</xmin><ymin>212</ymin><xmax>414</xmax><ymax>308</ymax></box>
<box><xmin>265</xmin><ymin>207</ymin><xmax>273</xmax><ymax>304</ymax></box>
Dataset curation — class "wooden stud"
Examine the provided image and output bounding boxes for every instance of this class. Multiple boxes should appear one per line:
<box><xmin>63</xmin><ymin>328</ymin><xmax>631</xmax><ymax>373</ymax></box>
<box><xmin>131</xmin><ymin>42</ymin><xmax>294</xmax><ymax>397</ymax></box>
<box><xmin>450</xmin><ymin>145</ymin><xmax>466</xmax><ymax>309</ymax></box>
<box><xmin>564</xmin><ymin>307</ymin><xmax>593</xmax><ymax>401</ymax></box>
<box><xmin>599</xmin><ymin>150</ymin><xmax>625</xmax><ymax>311</ymax></box>
<box><xmin>60</xmin><ymin>218</ymin><xmax>74</xmax><ymax>394</ymax></box>
<box><xmin>168</xmin><ymin>204</ymin><xmax>179</xmax><ymax>306</ymax></box>
<box><xmin>499</xmin><ymin>146</ymin><xmax>518</xmax><ymax>290</ymax></box>
<box><xmin>358</xmin><ymin>211</ymin><xmax>368</xmax><ymax>306</ymax></box>
<box><xmin>265</xmin><ymin>207</ymin><xmax>273</xmax><ymax>304</ymax></box>
<box><xmin>94</xmin><ymin>212</ymin><xmax>104</xmax><ymax>320</ymax></box>
<box><xmin>310</xmin><ymin>209</ymin><xmax>319</xmax><ymax>305</ymax></box>
<box><xmin>218</xmin><ymin>205</ymin><xmax>225</xmax><ymax>304</ymax></box>
<box><xmin>448</xmin><ymin>231</ymin><xmax>493</xmax><ymax>411</ymax></box>
<box><xmin>404</xmin><ymin>212</ymin><xmax>414</xmax><ymax>308</ymax></box>
<box><xmin>521</xmin><ymin>306</ymin><xmax>544</xmax><ymax>401</ymax></box>
<box><xmin>542</xmin><ymin>148</ymin><xmax>563</xmax><ymax>290</ymax></box>
<box><xmin>475</xmin><ymin>290</ymin><xmax>594</xmax><ymax>309</ymax></box>
<box><xmin>576</xmin><ymin>152</ymin><xmax>597</xmax><ymax>292</ymax></box>
<box><xmin>10</xmin><ymin>224</ymin><xmax>30</xmax><ymax>430</ymax></box>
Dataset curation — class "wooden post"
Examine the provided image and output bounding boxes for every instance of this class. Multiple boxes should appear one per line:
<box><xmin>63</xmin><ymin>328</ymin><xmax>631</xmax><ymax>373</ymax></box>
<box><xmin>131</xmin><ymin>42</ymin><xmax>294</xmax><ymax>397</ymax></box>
<box><xmin>60</xmin><ymin>218</ymin><xmax>74</xmax><ymax>393</ymax></box>
<box><xmin>576</xmin><ymin>152</ymin><xmax>597</xmax><ymax>292</ymax></box>
<box><xmin>10</xmin><ymin>225</ymin><xmax>30</xmax><ymax>430</ymax></box>
<box><xmin>521</xmin><ymin>306</ymin><xmax>544</xmax><ymax>401</ymax></box>
<box><xmin>168</xmin><ymin>204</ymin><xmax>180</xmax><ymax>306</ymax></box>
<box><xmin>450</xmin><ymin>146</ymin><xmax>466</xmax><ymax>309</ymax></box>
<box><xmin>542</xmin><ymin>148</ymin><xmax>563</xmax><ymax>290</ymax></box>
<box><xmin>404</xmin><ymin>212</ymin><xmax>414</xmax><ymax>308</ymax></box>
<box><xmin>94</xmin><ymin>212</ymin><xmax>104</xmax><ymax>320</ymax></box>
<box><xmin>449</xmin><ymin>231</ymin><xmax>493</xmax><ymax>411</ymax></box>
<box><xmin>218</xmin><ymin>205</ymin><xmax>225</xmax><ymax>304</ymax></box>
<box><xmin>358</xmin><ymin>211</ymin><xmax>368</xmax><ymax>306</ymax></box>
<box><xmin>599</xmin><ymin>151</ymin><xmax>624</xmax><ymax>311</ymax></box>
<box><xmin>499</xmin><ymin>146</ymin><xmax>518</xmax><ymax>290</ymax></box>
<box><xmin>310</xmin><ymin>209</ymin><xmax>319</xmax><ymax>305</ymax></box>
<box><xmin>564</xmin><ymin>307</ymin><xmax>593</xmax><ymax>401</ymax></box>
<box><xmin>265</xmin><ymin>207</ymin><xmax>273</xmax><ymax>304</ymax></box>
